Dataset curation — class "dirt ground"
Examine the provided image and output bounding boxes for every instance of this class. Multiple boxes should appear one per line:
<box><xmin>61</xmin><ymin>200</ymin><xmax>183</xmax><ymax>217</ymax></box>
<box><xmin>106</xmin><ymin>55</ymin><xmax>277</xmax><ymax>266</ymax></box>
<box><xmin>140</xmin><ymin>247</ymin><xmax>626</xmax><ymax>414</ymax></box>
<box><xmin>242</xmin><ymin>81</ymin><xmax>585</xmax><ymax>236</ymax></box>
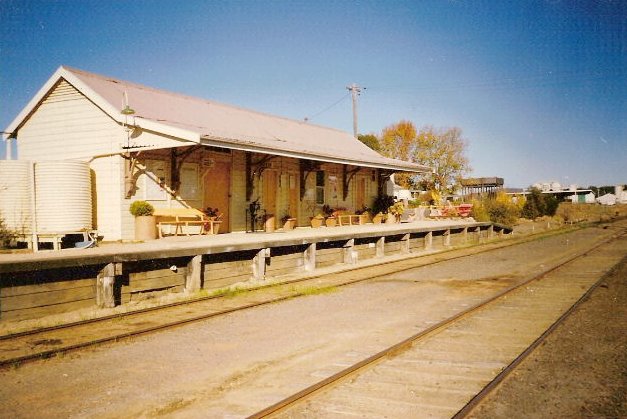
<box><xmin>469</xmin><ymin>256</ymin><xmax>627</xmax><ymax>418</ymax></box>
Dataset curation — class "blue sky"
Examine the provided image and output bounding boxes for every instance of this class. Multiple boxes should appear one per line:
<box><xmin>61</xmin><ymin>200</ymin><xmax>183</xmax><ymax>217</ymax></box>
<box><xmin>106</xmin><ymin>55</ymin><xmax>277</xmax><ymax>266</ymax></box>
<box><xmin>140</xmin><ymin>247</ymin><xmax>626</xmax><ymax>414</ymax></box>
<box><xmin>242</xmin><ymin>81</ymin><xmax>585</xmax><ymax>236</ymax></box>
<box><xmin>1</xmin><ymin>0</ymin><xmax>625</xmax><ymax>188</ymax></box>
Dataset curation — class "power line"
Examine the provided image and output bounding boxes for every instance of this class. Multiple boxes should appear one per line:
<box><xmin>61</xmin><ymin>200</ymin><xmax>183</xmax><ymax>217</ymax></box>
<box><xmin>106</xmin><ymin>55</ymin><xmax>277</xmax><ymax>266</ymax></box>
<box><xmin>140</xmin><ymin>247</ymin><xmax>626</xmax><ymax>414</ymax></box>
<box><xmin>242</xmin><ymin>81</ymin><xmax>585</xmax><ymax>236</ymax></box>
<box><xmin>304</xmin><ymin>92</ymin><xmax>350</xmax><ymax>123</ymax></box>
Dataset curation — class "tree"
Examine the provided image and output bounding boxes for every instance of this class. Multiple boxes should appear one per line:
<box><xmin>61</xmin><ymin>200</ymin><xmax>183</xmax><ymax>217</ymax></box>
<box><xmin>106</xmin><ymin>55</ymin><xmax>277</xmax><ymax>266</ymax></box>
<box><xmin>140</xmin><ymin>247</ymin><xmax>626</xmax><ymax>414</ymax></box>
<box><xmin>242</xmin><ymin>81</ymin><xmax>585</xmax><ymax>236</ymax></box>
<box><xmin>377</xmin><ymin>121</ymin><xmax>471</xmax><ymax>194</ymax></box>
<box><xmin>357</xmin><ymin>134</ymin><xmax>381</xmax><ymax>151</ymax></box>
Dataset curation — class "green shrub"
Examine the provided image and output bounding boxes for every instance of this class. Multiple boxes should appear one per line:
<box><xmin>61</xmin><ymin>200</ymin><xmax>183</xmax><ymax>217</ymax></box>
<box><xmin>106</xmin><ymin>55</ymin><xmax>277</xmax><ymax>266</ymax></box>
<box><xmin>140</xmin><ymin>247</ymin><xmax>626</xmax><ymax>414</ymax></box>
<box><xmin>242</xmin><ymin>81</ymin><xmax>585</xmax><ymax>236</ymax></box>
<box><xmin>522</xmin><ymin>187</ymin><xmax>559</xmax><ymax>219</ymax></box>
<box><xmin>130</xmin><ymin>200</ymin><xmax>155</xmax><ymax>216</ymax></box>
<box><xmin>372</xmin><ymin>194</ymin><xmax>395</xmax><ymax>214</ymax></box>
<box><xmin>0</xmin><ymin>216</ymin><xmax>15</xmax><ymax>249</ymax></box>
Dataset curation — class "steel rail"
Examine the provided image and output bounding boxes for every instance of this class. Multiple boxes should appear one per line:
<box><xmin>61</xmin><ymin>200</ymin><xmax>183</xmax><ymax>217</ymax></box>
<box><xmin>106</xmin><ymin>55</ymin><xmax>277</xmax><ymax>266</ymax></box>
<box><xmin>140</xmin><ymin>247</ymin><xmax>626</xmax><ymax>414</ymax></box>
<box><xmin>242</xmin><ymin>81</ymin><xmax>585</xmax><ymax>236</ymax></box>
<box><xmin>452</xmin><ymin>253</ymin><xmax>627</xmax><ymax>418</ymax></box>
<box><xmin>246</xmin><ymin>227</ymin><xmax>625</xmax><ymax>418</ymax></box>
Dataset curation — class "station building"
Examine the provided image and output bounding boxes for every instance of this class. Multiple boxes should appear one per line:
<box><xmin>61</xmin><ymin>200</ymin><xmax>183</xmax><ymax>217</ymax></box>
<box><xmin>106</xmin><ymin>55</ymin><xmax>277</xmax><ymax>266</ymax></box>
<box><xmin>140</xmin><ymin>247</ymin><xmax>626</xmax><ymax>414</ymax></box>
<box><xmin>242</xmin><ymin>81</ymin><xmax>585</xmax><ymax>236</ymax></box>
<box><xmin>3</xmin><ymin>66</ymin><xmax>430</xmax><ymax>242</ymax></box>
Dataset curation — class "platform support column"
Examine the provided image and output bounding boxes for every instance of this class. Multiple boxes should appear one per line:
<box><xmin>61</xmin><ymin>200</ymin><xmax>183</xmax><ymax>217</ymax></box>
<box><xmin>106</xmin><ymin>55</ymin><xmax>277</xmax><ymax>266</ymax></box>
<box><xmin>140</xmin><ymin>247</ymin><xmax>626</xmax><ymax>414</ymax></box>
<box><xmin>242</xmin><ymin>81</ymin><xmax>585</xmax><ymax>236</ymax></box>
<box><xmin>97</xmin><ymin>263</ymin><xmax>121</xmax><ymax>308</ymax></box>
<box><xmin>185</xmin><ymin>255</ymin><xmax>202</xmax><ymax>293</ymax></box>
<box><xmin>376</xmin><ymin>237</ymin><xmax>385</xmax><ymax>258</ymax></box>
<box><xmin>304</xmin><ymin>243</ymin><xmax>316</xmax><ymax>271</ymax></box>
<box><xmin>476</xmin><ymin>226</ymin><xmax>482</xmax><ymax>243</ymax></box>
<box><xmin>343</xmin><ymin>239</ymin><xmax>356</xmax><ymax>264</ymax></box>
<box><xmin>462</xmin><ymin>227</ymin><xmax>468</xmax><ymax>243</ymax></box>
<box><xmin>488</xmin><ymin>225</ymin><xmax>494</xmax><ymax>239</ymax></box>
<box><xmin>252</xmin><ymin>248</ymin><xmax>270</xmax><ymax>280</ymax></box>
<box><xmin>424</xmin><ymin>232</ymin><xmax>433</xmax><ymax>250</ymax></box>
<box><xmin>443</xmin><ymin>229</ymin><xmax>451</xmax><ymax>247</ymax></box>
<box><xmin>401</xmin><ymin>234</ymin><xmax>410</xmax><ymax>254</ymax></box>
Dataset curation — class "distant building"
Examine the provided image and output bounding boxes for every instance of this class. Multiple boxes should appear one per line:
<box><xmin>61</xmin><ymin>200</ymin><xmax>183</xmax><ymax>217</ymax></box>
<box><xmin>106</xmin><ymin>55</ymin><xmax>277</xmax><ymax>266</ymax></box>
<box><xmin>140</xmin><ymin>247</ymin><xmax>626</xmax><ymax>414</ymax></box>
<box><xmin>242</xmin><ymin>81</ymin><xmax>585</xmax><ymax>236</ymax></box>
<box><xmin>460</xmin><ymin>177</ymin><xmax>504</xmax><ymax>198</ymax></box>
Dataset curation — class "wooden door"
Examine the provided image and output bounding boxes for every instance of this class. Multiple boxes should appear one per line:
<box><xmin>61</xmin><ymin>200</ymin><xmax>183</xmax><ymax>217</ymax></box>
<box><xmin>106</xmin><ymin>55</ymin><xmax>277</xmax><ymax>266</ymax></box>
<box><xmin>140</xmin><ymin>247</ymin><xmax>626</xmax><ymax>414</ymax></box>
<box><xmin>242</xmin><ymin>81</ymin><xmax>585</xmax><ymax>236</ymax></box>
<box><xmin>204</xmin><ymin>161</ymin><xmax>231</xmax><ymax>233</ymax></box>
<box><xmin>263</xmin><ymin>170</ymin><xmax>277</xmax><ymax>227</ymax></box>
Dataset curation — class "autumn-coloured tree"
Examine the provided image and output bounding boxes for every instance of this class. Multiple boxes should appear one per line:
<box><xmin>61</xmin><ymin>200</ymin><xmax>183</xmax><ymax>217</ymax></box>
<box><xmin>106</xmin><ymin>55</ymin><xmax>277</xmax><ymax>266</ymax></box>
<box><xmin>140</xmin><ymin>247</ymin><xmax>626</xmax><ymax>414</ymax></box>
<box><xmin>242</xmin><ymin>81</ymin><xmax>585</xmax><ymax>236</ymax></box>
<box><xmin>379</xmin><ymin>120</ymin><xmax>418</xmax><ymax>188</ymax></box>
<box><xmin>377</xmin><ymin>121</ymin><xmax>470</xmax><ymax>193</ymax></box>
<box><xmin>414</xmin><ymin>126</ymin><xmax>470</xmax><ymax>194</ymax></box>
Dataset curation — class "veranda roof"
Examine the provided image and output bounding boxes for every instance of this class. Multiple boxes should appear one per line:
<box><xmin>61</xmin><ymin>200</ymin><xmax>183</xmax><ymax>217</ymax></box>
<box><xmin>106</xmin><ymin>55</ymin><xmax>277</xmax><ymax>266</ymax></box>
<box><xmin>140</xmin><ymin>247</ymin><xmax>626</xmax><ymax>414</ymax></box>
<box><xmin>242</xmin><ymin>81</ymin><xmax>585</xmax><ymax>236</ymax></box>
<box><xmin>5</xmin><ymin>66</ymin><xmax>430</xmax><ymax>173</ymax></box>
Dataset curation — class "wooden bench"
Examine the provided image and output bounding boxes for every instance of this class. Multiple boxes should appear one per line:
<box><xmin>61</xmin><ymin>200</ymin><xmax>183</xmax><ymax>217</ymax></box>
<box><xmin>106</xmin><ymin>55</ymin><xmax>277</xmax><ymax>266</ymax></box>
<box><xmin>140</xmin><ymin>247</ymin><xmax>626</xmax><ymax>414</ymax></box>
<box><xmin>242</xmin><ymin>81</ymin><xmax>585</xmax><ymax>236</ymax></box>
<box><xmin>153</xmin><ymin>208</ymin><xmax>220</xmax><ymax>238</ymax></box>
<box><xmin>336</xmin><ymin>214</ymin><xmax>367</xmax><ymax>226</ymax></box>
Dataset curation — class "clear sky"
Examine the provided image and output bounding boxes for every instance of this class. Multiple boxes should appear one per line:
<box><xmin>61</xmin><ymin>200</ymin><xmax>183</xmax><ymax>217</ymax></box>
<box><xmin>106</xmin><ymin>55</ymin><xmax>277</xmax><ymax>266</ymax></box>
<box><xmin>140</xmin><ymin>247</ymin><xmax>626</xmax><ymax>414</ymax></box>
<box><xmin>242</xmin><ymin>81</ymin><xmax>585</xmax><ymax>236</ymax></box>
<box><xmin>1</xmin><ymin>0</ymin><xmax>625</xmax><ymax>188</ymax></box>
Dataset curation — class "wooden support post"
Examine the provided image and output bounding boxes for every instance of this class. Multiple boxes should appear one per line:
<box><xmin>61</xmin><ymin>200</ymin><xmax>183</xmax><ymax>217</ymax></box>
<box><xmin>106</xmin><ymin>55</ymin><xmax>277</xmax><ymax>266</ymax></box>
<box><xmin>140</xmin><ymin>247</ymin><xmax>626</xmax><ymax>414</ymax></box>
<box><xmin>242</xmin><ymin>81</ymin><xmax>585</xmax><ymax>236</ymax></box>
<box><xmin>96</xmin><ymin>263</ymin><xmax>121</xmax><ymax>308</ymax></box>
<box><xmin>462</xmin><ymin>227</ymin><xmax>468</xmax><ymax>243</ymax></box>
<box><xmin>185</xmin><ymin>255</ymin><xmax>202</xmax><ymax>293</ymax></box>
<box><xmin>443</xmin><ymin>229</ymin><xmax>451</xmax><ymax>247</ymax></box>
<box><xmin>488</xmin><ymin>225</ymin><xmax>494</xmax><ymax>239</ymax></box>
<box><xmin>343</xmin><ymin>239</ymin><xmax>356</xmax><ymax>264</ymax></box>
<box><xmin>401</xmin><ymin>233</ymin><xmax>410</xmax><ymax>254</ymax></box>
<box><xmin>424</xmin><ymin>231</ymin><xmax>433</xmax><ymax>250</ymax></box>
<box><xmin>477</xmin><ymin>226</ymin><xmax>483</xmax><ymax>243</ymax></box>
<box><xmin>304</xmin><ymin>243</ymin><xmax>316</xmax><ymax>271</ymax></box>
<box><xmin>376</xmin><ymin>237</ymin><xmax>385</xmax><ymax>258</ymax></box>
<box><xmin>252</xmin><ymin>248</ymin><xmax>270</xmax><ymax>280</ymax></box>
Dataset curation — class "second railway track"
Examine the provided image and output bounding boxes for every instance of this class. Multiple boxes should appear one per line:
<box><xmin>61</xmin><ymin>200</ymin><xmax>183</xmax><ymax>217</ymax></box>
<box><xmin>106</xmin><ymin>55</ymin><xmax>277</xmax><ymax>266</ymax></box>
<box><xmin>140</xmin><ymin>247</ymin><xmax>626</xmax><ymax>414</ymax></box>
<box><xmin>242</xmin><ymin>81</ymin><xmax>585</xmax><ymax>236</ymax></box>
<box><xmin>250</xmin><ymin>225</ymin><xmax>626</xmax><ymax>418</ymax></box>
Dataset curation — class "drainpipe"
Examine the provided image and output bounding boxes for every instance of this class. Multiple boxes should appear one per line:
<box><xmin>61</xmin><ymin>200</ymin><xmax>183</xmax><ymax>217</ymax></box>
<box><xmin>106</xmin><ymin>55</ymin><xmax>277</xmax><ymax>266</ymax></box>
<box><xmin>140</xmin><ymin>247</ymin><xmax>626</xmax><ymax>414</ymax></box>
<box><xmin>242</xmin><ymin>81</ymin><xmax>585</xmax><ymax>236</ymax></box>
<box><xmin>29</xmin><ymin>161</ymin><xmax>38</xmax><ymax>252</ymax></box>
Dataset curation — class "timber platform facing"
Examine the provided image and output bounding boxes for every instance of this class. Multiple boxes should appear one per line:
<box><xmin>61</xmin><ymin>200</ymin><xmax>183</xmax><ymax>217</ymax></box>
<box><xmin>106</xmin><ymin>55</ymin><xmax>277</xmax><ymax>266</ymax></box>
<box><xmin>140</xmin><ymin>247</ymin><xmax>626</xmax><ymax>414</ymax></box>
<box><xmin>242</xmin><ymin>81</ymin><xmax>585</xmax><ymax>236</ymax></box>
<box><xmin>0</xmin><ymin>220</ymin><xmax>510</xmax><ymax>321</ymax></box>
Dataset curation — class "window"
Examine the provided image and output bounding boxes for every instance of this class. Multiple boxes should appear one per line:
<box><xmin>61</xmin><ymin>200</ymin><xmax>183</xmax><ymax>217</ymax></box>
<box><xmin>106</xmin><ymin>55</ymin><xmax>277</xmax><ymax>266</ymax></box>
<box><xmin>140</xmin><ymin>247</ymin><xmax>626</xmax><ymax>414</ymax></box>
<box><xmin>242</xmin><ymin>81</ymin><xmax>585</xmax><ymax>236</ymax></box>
<box><xmin>144</xmin><ymin>160</ymin><xmax>168</xmax><ymax>201</ymax></box>
<box><xmin>315</xmin><ymin>171</ymin><xmax>325</xmax><ymax>205</ymax></box>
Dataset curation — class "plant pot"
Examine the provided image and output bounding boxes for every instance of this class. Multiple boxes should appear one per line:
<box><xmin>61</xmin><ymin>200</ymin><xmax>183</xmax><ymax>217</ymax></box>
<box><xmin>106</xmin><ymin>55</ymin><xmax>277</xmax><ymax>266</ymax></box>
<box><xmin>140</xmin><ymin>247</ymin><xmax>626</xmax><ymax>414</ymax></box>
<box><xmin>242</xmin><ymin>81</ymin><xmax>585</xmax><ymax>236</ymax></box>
<box><xmin>134</xmin><ymin>215</ymin><xmax>157</xmax><ymax>240</ymax></box>
<box><xmin>325</xmin><ymin>216</ymin><xmax>337</xmax><ymax>227</ymax></box>
<box><xmin>385</xmin><ymin>214</ymin><xmax>397</xmax><ymax>224</ymax></box>
<box><xmin>212</xmin><ymin>220</ymin><xmax>222</xmax><ymax>234</ymax></box>
<box><xmin>265</xmin><ymin>215</ymin><xmax>275</xmax><ymax>233</ymax></box>
<box><xmin>310</xmin><ymin>217</ymin><xmax>324</xmax><ymax>228</ymax></box>
<box><xmin>283</xmin><ymin>218</ymin><xmax>296</xmax><ymax>231</ymax></box>
<box><xmin>372</xmin><ymin>213</ymin><xmax>384</xmax><ymax>224</ymax></box>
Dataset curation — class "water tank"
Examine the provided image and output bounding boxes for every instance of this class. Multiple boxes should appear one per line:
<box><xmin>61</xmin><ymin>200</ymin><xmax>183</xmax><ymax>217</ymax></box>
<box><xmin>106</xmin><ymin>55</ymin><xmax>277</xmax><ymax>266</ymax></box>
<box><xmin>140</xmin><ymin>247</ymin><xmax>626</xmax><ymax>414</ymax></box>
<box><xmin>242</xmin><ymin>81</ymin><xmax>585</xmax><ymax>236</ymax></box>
<box><xmin>35</xmin><ymin>161</ymin><xmax>92</xmax><ymax>233</ymax></box>
<box><xmin>0</xmin><ymin>160</ymin><xmax>32</xmax><ymax>234</ymax></box>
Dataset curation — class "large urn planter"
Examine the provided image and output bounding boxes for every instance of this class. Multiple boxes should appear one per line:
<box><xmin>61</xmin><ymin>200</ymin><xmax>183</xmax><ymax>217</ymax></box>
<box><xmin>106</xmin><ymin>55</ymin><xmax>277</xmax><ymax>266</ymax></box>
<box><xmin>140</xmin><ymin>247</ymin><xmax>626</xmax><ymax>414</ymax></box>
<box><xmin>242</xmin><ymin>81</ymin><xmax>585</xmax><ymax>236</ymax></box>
<box><xmin>265</xmin><ymin>215</ymin><xmax>276</xmax><ymax>233</ymax></box>
<box><xmin>372</xmin><ymin>213</ymin><xmax>384</xmax><ymax>224</ymax></box>
<box><xmin>310</xmin><ymin>216</ymin><xmax>324</xmax><ymax>228</ymax></box>
<box><xmin>130</xmin><ymin>201</ymin><xmax>157</xmax><ymax>240</ymax></box>
<box><xmin>325</xmin><ymin>216</ymin><xmax>337</xmax><ymax>227</ymax></box>
<box><xmin>282</xmin><ymin>218</ymin><xmax>297</xmax><ymax>231</ymax></box>
<box><xmin>134</xmin><ymin>215</ymin><xmax>157</xmax><ymax>240</ymax></box>
<box><xmin>385</xmin><ymin>214</ymin><xmax>397</xmax><ymax>224</ymax></box>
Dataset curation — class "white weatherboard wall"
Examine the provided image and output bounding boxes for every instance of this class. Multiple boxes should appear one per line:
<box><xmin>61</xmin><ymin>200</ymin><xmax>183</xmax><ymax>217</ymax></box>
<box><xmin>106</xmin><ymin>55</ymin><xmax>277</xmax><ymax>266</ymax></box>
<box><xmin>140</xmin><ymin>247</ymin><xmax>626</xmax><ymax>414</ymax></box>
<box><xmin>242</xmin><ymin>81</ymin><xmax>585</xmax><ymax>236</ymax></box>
<box><xmin>15</xmin><ymin>79</ymin><xmax>195</xmax><ymax>241</ymax></box>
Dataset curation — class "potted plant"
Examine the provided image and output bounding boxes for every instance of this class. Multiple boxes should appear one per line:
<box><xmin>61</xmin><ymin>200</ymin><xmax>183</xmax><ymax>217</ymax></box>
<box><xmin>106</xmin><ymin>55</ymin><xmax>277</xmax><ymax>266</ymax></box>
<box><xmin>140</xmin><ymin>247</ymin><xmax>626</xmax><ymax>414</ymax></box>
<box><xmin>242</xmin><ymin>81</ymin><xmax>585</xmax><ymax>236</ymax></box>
<box><xmin>281</xmin><ymin>213</ymin><xmax>297</xmax><ymax>231</ymax></box>
<box><xmin>203</xmin><ymin>207</ymin><xmax>223</xmax><ymax>234</ymax></box>
<box><xmin>310</xmin><ymin>213</ymin><xmax>324</xmax><ymax>228</ymax></box>
<box><xmin>322</xmin><ymin>204</ymin><xmax>337</xmax><ymax>227</ymax></box>
<box><xmin>130</xmin><ymin>200</ymin><xmax>157</xmax><ymax>240</ymax></box>
<box><xmin>387</xmin><ymin>202</ymin><xmax>405</xmax><ymax>224</ymax></box>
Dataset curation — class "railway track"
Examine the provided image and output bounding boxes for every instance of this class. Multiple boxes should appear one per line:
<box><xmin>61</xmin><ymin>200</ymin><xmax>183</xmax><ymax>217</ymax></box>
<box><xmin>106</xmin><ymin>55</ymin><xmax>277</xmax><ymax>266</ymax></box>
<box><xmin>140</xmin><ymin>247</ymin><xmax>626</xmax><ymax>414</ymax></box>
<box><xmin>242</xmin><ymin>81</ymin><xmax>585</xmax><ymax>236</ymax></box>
<box><xmin>248</xmin><ymin>226</ymin><xmax>626</xmax><ymax>418</ymax></box>
<box><xmin>0</xmin><ymin>222</ymin><xmax>621</xmax><ymax>371</ymax></box>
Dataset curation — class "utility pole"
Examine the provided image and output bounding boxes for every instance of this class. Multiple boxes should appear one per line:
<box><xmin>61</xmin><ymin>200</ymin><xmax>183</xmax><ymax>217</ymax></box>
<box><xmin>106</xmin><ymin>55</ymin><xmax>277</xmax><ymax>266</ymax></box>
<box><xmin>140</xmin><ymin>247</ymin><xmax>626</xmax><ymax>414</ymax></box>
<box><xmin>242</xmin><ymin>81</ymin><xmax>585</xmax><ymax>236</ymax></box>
<box><xmin>346</xmin><ymin>83</ymin><xmax>364</xmax><ymax>138</ymax></box>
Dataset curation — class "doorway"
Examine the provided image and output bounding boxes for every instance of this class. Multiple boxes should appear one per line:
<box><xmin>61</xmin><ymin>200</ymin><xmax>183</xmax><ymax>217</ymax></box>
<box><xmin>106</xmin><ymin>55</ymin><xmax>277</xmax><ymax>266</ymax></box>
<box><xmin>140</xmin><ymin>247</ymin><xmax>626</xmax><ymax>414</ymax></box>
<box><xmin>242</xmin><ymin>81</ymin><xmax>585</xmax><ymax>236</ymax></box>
<box><xmin>203</xmin><ymin>161</ymin><xmax>231</xmax><ymax>233</ymax></box>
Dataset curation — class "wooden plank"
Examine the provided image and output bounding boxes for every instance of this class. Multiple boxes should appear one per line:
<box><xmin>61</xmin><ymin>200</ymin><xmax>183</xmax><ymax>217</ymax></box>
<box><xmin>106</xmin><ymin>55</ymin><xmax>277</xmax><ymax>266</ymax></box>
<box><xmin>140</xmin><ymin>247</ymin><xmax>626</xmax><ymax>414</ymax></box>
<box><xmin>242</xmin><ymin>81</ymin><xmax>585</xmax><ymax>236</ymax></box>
<box><xmin>1</xmin><ymin>299</ymin><xmax>94</xmax><ymax>321</ymax></box>
<box><xmin>129</xmin><ymin>274</ymin><xmax>185</xmax><ymax>293</ymax></box>
<box><xmin>0</xmin><ymin>276</ymin><xmax>94</xmax><ymax>297</ymax></box>
<box><xmin>1</xmin><ymin>286</ymin><xmax>95</xmax><ymax>312</ymax></box>
<box><xmin>203</xmin><ymin>275</ymin><xmax>250</xmax><ymax>291</ymax></box>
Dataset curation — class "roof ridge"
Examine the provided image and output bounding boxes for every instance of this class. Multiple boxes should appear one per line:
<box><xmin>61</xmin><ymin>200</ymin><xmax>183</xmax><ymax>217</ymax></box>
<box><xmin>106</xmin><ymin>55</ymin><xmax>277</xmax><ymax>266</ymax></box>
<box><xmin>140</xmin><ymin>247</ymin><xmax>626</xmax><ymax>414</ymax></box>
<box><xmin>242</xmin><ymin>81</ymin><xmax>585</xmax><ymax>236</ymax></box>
<box><xmin>61</xmin><ymin>66</ymin><xmax>352</xmax><ymax>137</ymax></box>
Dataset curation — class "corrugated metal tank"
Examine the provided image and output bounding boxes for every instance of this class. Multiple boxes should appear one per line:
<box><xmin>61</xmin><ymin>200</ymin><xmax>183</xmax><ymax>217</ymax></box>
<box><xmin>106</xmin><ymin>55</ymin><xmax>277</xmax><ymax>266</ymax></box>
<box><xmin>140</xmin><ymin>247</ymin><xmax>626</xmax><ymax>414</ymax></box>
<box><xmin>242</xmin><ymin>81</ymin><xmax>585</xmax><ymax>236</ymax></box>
<box><xmin>0</xmin><ymin>160</ymin><xmax>32</xmax><ymax>234</ymax></box>
<box><xmin>35</xmin><ymin>161</ymin><xmax>92</xmax><ymax>233</ymax></box>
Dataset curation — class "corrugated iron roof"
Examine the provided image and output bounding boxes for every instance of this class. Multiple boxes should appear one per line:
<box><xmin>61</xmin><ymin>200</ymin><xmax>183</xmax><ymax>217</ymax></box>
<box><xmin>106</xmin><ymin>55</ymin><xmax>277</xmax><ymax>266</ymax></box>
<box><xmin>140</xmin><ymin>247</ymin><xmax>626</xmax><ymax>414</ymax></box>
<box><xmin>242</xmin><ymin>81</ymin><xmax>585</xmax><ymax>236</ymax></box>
<box><xmin>7</xmin><ymin>66</ymin><xmax>430</xmax><ymax>173</ymax></box>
